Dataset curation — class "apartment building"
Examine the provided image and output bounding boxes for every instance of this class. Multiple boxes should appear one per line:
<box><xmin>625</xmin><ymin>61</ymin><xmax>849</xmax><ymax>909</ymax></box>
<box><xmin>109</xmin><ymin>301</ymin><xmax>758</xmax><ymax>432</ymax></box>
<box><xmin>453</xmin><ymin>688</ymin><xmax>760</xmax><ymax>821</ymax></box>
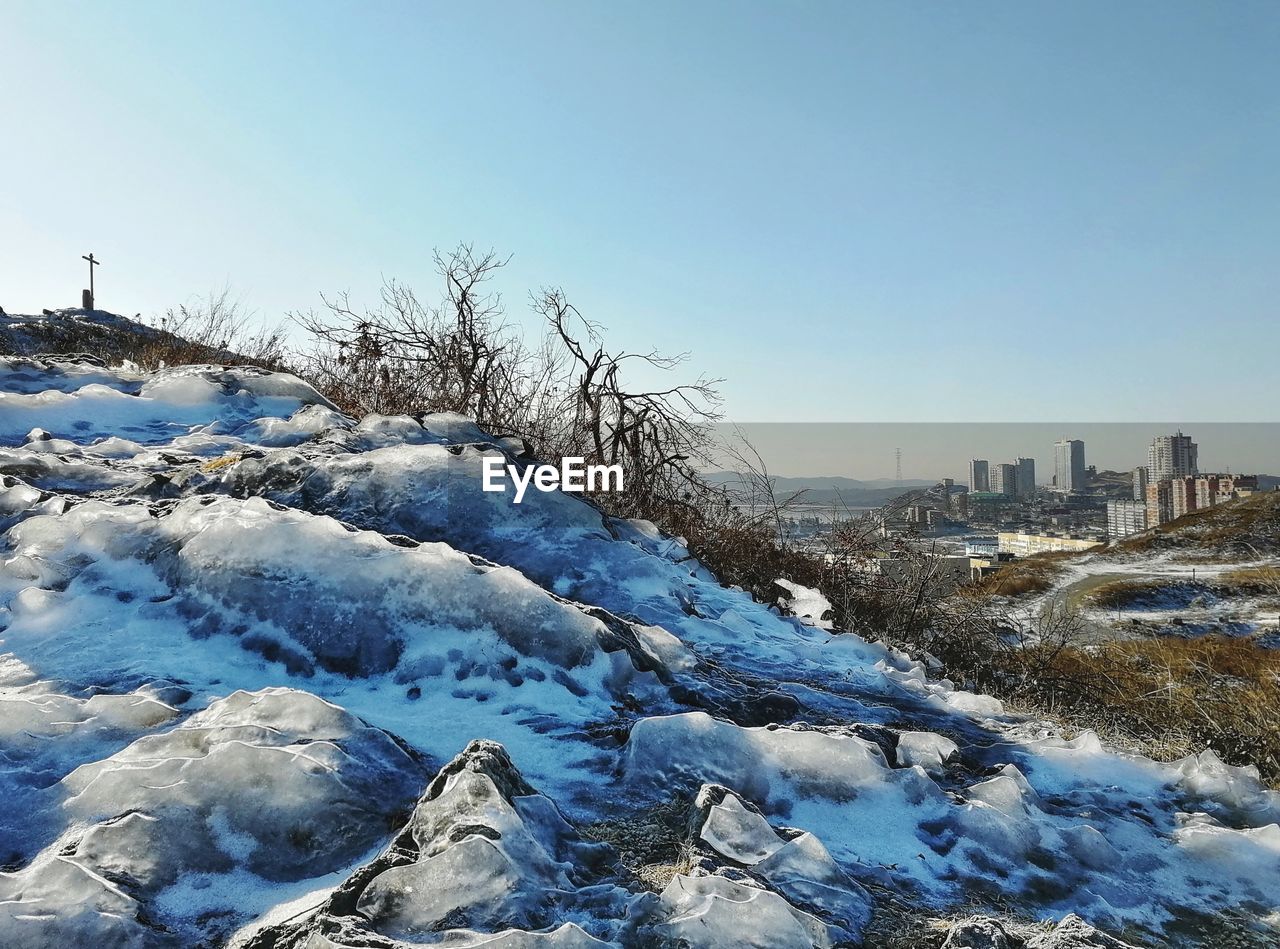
<box><xmin>1147</xmin><ymin>432</ymin><xmax>1198</xmax><ymax>482</ymax></box>
<box><xmin>1145</xmin><ymin>480</ymin><xmax>1172</xmax><ymax>527</ymax></box>
<box><xmin>991</xmin><ymin>462</ymin><xmax>1017</xmax><ymax>498</ymax></box>
<box><xmin>969</xmin><ymin>459</ymin><xmax>990</xmax><ymax>493</ymax></box>
<box><xmin>1014</xmin><ymin>457</ymin><xmax>1036</xmax><ymax>500</ymax></box>
<box><xmin>998</xmin><ymin>531</ymin><xmax>1102</xmax><ymax>556</ymax></box>
<box><xmin>1107</xmin><ymin>499</ymin><xmax>1148</xmax><ymax>539</ymax></box>
<box><xmin>1054</xmin><ymin>439</ymin><xmax>1086</xmax><ymax>493</ymax></box>
<box><xmin>1132</xmin><ymin>466</ymin><xmax>1148</xmax><ymax>501</ymax></box>
<box><xmin>1169</xmin><ymin>476</ymin><xmax>1198</xmax><ymax>520</ymax></box>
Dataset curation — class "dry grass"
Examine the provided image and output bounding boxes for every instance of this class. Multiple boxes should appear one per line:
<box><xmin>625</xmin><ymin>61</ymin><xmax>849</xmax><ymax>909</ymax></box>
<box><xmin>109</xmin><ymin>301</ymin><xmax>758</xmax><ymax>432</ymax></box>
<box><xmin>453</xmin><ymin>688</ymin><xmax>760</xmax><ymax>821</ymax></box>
<box><xmin>579</xmin><ymin>796</ymin><xmax>696</xmax><ymax>892</ymax></box>
<box><xmin>130</xmin><ymin>290</ymin><xmax>288</xmax><ymax>371</ymax></box>
<box><xmin>200</xmin><ymin>452</ymin><xmax>244</xmax><ymax>473</ymax></box>
<box><xmin>1019</xmin><ymin>636</ymin><xmax>1280</xmax><ymax>783</ymax></box>
<box><xmin>1084</xmin><ymin>577</ymin><xmax>1209</xmax><ymax>611</ymax></box>
<box><xmin>968</xmin><ymin>552</ymin><xmax>1077</xmax><ymax>599</ymax></box>
<box><xmin>1219</xmin><ymin>564</ymin><xmax>1280</xmax><ymax>595</ymax></box>
<box><xmin>1084</xmin><ymin>568</ymin><xmax>1278</xmax><ymax>611</ymax></box>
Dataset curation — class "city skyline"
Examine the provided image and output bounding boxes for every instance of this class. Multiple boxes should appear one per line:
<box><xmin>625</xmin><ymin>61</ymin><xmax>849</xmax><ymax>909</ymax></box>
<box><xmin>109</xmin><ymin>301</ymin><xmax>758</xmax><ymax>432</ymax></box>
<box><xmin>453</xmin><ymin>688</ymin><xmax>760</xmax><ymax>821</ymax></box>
<box><xmin>717</xmin><ymin>423</ymin><xmax>1280</xmax><ymax>484</ymax></box>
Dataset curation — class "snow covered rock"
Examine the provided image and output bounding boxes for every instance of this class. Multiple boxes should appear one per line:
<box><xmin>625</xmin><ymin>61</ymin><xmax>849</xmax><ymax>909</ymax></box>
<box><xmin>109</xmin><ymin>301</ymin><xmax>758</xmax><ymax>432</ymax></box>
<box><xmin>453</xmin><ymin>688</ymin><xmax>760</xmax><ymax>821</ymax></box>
<box><xmin>0</xmin><ymin>688</ymin><xmax>426</xmax><ymax>948</ymax></box>
<box><xmin>689</xmin><ymin>784</ymin><xmax>873</xmax><ymax>942</ymax></box>
<box><xmin>939</xmin><ymin>913</ymin><xmax>1142</xmax><ymax>949</ymax></box>
<box><xmin>246</xmin><ymin>739</ymin><xmax>630</xmax><ymax>948</ymax></box>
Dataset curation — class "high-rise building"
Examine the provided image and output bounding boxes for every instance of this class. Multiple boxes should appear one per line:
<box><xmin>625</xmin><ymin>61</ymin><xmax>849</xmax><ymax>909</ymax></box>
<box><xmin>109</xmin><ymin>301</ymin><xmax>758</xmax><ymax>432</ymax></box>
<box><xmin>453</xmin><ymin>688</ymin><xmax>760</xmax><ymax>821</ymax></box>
<box><xmin>1132</xmin><ymin>466</ymin><xmax>1148</xmax><ymax>501</ymax></box>
<box><xmin>1194</xmin><ymin>475</ymin><xmax>1220</xmax><ymax>511</ymax></box>
<box><xmin>1170</xmin><ymin>476</ymin><xmax>1198</xmax><ymax>520</ymax></box>
<box><xmin>969</xmin><ymin>459</ymin><xmax>990</xmax><ymax>493</ymax></box>
<box><xmin>1147</xmin><ymin>432</ymin><xmax>1198</xmax><ymax>483</ymax></box>
<box><xmin>1054</xmin><ymin>439</ymin><xmax>1086</xmax><ymax>494</ymax></box>
<box><xmin>1014</xmin><ymin>457</ymin><xmax>1036</xmax><ymax>500</ymax></box>
<box><xmin>1146</xmin><ymin>480</ymin><xmax>1172</xmax><ymax>527</ymax></box>
<box><xmin>1107</xmin><ymin>499</ymin><xmax>1148</xmax><ymax>539</ymax></box>
<box><xmin>991</xmin><ymin>462</ymin><xmax>1017</xmax><ymax>498</ymax></box>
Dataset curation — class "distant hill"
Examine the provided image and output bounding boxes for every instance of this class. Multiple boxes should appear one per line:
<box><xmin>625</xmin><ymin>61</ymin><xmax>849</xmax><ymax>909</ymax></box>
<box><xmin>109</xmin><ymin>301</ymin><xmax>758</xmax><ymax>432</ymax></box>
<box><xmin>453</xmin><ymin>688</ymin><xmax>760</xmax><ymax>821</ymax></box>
<box><xmin>705</xmin><ymin>472</ymin><xmax>940</xmax><ymax>509</ymax></box>
<box><xmin>705</xmin><ymin>472</ymin><xmax>937</xmax><ymax>491</ymax></box>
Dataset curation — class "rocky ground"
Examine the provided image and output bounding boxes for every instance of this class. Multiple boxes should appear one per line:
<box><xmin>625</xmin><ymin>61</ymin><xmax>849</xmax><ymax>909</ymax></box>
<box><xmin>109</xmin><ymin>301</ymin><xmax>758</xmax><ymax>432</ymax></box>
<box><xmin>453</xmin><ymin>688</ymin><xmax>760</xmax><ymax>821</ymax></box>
<box><xmin>1</xmin><ymin>341</ymin><xmax>1278</xmax><ymax>947</ymax></box>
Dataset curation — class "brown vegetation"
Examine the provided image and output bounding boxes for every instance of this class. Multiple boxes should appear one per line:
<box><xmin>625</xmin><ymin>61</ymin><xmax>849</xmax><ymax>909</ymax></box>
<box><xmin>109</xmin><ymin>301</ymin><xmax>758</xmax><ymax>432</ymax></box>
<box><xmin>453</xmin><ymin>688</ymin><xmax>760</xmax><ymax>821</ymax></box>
<box><xmin>1038</xmin><ymin>636</ymin><xmax>1280</xmax><ymax>781</ymax></box>
<box><xmin>131</xmin><ymin>288</ymin><xmax>289</xmax><ymax>371</ymax></box>
<box><xmin>968</xmin><ymin>552</ymin><xmax>1076</xmax><ymax>599</ymax></box>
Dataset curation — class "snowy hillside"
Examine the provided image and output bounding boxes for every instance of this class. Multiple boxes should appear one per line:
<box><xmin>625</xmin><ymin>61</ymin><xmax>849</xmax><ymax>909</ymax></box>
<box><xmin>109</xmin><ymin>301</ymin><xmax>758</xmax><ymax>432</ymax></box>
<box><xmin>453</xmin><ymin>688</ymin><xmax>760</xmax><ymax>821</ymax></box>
<box><xmin>1</xmin><ymin>351</ymin><xmax>1278</xmax><ymax>948</ymax></box>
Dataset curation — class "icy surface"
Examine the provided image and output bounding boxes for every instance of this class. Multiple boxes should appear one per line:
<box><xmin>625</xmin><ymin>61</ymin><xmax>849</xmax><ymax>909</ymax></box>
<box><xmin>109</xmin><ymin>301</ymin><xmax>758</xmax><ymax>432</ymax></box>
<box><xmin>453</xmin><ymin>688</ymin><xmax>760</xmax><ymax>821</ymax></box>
<box><xmin>1</xmin><ymin>351</ymin><xmax>1278</xmax><ymax>947</ymax></box>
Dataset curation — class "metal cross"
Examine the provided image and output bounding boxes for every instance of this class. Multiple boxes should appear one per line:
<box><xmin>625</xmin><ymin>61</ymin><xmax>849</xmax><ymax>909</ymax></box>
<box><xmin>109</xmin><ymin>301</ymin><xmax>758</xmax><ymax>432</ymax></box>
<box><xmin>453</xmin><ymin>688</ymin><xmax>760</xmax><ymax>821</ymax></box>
<box><xmin>82</xmin><ymin>253</ymin><xmax>100</xmax><ymax>301</ymax></box>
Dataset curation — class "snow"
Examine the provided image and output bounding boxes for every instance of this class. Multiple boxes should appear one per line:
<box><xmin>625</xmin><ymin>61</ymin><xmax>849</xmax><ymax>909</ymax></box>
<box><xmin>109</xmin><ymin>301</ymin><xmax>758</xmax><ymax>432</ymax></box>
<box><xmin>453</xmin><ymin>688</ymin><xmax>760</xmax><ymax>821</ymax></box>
<box><xmin>0</xmin><ymin>351</ymin><xmax>1278</xmax><ymax>947</ymax></box>
<box><xmin>774</xmin><ymin>578</ymin><xmax>835</xmax><ymax>629</ymax></box>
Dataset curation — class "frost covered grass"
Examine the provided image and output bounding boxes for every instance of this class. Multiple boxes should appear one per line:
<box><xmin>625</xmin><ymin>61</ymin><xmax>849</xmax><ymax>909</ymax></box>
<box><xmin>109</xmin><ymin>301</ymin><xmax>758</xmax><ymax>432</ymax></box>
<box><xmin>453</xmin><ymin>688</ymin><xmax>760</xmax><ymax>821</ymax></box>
<box><xmin>1084</xmin><ymin>577</ymin><xmax>1218</xmax><ymax>611</ymax></box>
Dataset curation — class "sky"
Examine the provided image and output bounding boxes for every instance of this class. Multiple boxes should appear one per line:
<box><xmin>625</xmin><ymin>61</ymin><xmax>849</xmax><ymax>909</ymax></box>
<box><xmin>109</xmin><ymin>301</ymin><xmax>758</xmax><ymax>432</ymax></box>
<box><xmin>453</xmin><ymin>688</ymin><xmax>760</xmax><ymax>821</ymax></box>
<box><xmin>2</xmin><ymin>1</ymin><xmax>1278</xmax><ymax>431</ymax></box>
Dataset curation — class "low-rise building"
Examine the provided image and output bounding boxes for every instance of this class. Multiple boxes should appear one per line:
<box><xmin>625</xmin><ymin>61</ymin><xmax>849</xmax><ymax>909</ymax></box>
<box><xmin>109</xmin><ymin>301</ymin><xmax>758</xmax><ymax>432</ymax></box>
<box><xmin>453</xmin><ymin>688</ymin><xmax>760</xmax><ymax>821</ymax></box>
<box><xmin>997</xmin><ymin>531</ymin><xmax>1103</xmax><ymax>556</ymax></box>
<box><xmin>964</xmin><ymin>536</ymin><xmax>999</xmax><ymax>558</ymax></box>
<box><xmin>1218</xmin><ymin>474</ymin><xmax>1258</xmax><ymax>500</ymax></box>
<box><xmin>874</xmin><ymin>555</ymin><xmax>974</xmax><ymax>591</ymax></box>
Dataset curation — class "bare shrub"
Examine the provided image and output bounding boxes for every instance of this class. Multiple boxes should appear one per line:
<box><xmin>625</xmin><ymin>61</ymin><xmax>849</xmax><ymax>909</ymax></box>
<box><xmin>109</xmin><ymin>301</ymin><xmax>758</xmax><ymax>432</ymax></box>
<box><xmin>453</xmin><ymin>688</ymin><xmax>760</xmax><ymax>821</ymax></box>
<box><xmin>294</xmin><ymin>248</ymin><xmax>534</xmax><ymax>424</ymax></box>
<box><xmin>133</xmin><ymin>288</ymin><xmax>287</xmax><ymax>370</ymax></box>
<box><xmin>294</xmin><ymin>245</ymin><xmax>723</xmax><ymax>524</ymax></box>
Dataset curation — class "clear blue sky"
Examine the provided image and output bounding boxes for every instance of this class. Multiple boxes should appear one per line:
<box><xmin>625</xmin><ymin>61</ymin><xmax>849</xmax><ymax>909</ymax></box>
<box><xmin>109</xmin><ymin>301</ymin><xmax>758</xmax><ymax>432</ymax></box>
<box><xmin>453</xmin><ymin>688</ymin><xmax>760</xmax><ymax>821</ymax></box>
<box><xmin>3</xmin><ymin>1</ymin><xmax>1277</xmax><ymax>423</ymax></box>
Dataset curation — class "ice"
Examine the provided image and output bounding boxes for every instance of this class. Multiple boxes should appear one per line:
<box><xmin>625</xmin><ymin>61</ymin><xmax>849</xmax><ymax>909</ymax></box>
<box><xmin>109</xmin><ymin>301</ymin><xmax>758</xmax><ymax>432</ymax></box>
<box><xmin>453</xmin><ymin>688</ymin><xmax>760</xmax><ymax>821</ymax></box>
<box><xmin>692</xmin><ymin>785</ymin><xmax>873</xmax><ymax>941</ymax></box>
<box><xmin>698</xmin><ymin>787</ymin><xmax>786</xmax><ymax>863</ymax></box>
<box><xmin>0</xmin><ymin>356</ymin><xmax>145</xmax><ymax>395</ymax></box>
<box><xmin>0</xmin><ymin>363</ymin><xmax>333</xmax><ymax>446</ymax></box>
<box><xmin>0</xmin><ymin>688</ymin><xmax>426</xmax><ymax>947</ymax></box>
<box><xmin>895</xmin><ymin>730</ymin><xmax>959</xmax><ymax>774</ymax></box>
<box><xmin>3</xmin><ymin>493</ymin><xmax>687</xmax><ymax>685</ymax></box>
<box><xmin>624</xmin><ymin>711</ymin><xmax>932</xmax><ymax>811</ymax></box>
<box><xmin>251</xmin><ymin>740</ymin><xmax>634</xmax><ymax>947</ymax></box>
<box><xmin>2</xmin><ymin>353</ymin><xmax>1279</xmax><ymax>946</ymax></box>
<box><xmin>652</xmin><ymin>874</ymin><xmax>831</xmax><ymax>948</ymax></box>
<box><xmin>0</xmin><ymin>449</ymin><xmax>139</xmax><ymax>490</ymax></box>
<box><xmin>774</xmin><ymin>578</ymin><xmax>834</xmax><ymax>630</ymax></box>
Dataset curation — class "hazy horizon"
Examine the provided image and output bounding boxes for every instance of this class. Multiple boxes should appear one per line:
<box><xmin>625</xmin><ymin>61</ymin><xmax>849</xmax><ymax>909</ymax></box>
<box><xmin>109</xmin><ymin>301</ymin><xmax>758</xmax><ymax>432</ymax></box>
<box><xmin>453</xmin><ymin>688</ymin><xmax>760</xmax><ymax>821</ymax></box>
<box><xmin>714</xmin><ymin>423</ymin><xmax>1280</xmax><ymax>484</ymax></box>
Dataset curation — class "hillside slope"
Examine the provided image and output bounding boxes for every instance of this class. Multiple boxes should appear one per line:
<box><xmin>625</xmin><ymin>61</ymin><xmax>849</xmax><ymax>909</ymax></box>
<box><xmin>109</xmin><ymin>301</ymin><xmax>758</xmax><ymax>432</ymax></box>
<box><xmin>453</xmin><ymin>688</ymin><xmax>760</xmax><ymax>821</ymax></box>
<box><xmin>1</xmin><ymin>346</ymin><xmax>1278</xmax><ymax>947</ymax></box>
<box><xmin>1111</xmin><ymin>491</ymin><xmax>1280</xmax><ymax>558</ymax></box>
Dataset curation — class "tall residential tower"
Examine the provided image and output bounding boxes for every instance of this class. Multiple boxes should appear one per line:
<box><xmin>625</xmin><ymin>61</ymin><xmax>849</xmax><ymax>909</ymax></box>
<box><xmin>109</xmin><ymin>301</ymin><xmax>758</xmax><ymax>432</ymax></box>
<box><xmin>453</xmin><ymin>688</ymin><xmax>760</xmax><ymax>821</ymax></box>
<box><xmin>969</xmin><ymin>459</ymin><xmax>990</xmax><ymax>493</ymax></box>
<box><xmin>1054</xmin><ymin>438</ymin><xmax>1086</xmax><ymax>493</ymax></box>
<box><xmin>1147</xmin><ymin>432</ymin><xmax>1198</xmax><ymax>483</ymax></box>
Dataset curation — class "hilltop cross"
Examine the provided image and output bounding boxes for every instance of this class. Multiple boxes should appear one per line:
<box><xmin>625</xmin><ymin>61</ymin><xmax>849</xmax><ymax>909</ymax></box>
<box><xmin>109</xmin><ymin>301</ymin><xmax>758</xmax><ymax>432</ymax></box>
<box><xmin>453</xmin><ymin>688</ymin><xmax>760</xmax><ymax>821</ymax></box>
<box><xmin>82</xmin><ymin>252</ymin><xmax>100</xmax><ymax>309</ymax></box>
